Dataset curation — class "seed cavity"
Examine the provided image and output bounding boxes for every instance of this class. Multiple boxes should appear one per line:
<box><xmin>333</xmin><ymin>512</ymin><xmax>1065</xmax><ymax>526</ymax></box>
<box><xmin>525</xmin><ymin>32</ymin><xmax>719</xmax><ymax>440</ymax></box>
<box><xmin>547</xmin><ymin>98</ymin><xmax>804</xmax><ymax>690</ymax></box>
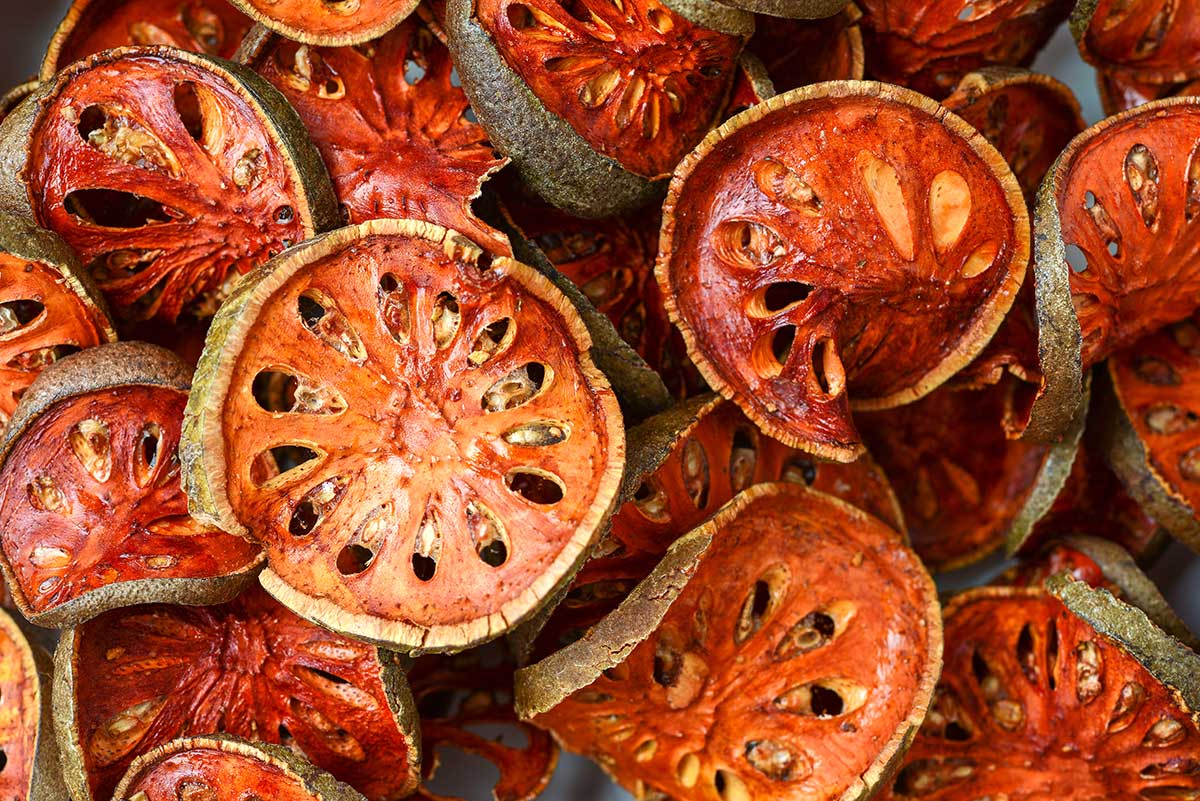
<box><xmin>27</xmin><ymin>476</ymin><xmax>67</xmax><ymax>513</ymax></box>
<box><xmin>929</xmin><ymin>170</ymin><xmax>971</xmax><ymax>254</ymax></box>
<box><xmin>90</xmin><ymin>696</ymin><xmax>167</xmax><ymax>766</ymax></box>
<box><xmin>70</xmin><ymin>418</ymin><xmax>113</xmax><ymax>483</ymax></box>
<box><xmin>250</xmin><ymin>444</ymin><xmax>322</xmax><ymax>488</ymax></box>
<box><xmin>780</xmin><ymin>457</ymin><xmax>817</xmax><ymax>486</ymax></box>
<box><xmin>1187</xmin><ymin>142</ymin><xmax>1200</xmax><ymax>221</ymax></box>
<box><xmin>677</xmin><ymin>753</ymin><xmax>701</xmax><ymax>788</ymax></box>
<box><xmin>729</xmin><ymin>427</ymin><xmax>757</xmax><ymax>494</ymax></box>
<box><xmin>811</xmin><ymin>337</ymin><xmax>845</xmax><ymax>397</ymax></box>
<box><xmin>1125</xmin><ymin>144</ymin><xmax>1161</xmax><ymax>229</ymax></box>
<box><xmin>713</xmin><ymin>219</ymin><xmax>786</xmax><ymax>269</ymax></box>
<box><xmin>503</xmin><ymin>420</ymin><xmax>569</xmax><ymax>446</ymax></box>
<box><xmin>894</xmin><ymin>758</ymin><xmax>975</xmax><ymax>795</ymax></box>
<box><xmin>0</xmin><ymin>299</ymin><xmax>43</xmax><ymax>335</ymax></box>
<box><xmin>337</xmin><ymin>543</ymin><xmax>374</xmax><ymax>575</ymax></box>
<box><xmin>65</xmin><ymin>189</ymin><xmax>176</xmax><ymax>229</ymax></box>
<box><xmin>961</xmin><ymin>240</ymin><xmax>999</xmax><ymax>278</ymax></box>
<box><xmin>774</xmin><ymin>677</ymin><xmax>866</xmax><ymax>717</ymax></box>
<box><xmin>749</xmin><ymin>281</ymin><xmax>812</xmax><ymax>318</ymax></box>
<box><xmin>753</xmin><ymin>157</ymin><xmax>820</xmax><ymax>215</ymax></box>
<box><xmin>1109</xmin><ymin>681</ymin><xmax>1147</xmax><ymax>733</ymax></box>
<box><xmin>681</xmin><ymin>438</ymin><xmax>710</xmax><ymax>509</ymax></box>
<box><xmin>288</xmin><ymin>697</ymin><xmax>366</xmax><ymax>760</ymax></box>
<box><xmin>579</xmin><ymin>70</ymin><xmax>621</xmax><ymax>107</ymax></box>
<box><xmin>634</xmin><ymin>739</ymin><xmax>658</xmax><ymax>762</ymax></box>
<box><xmin>735</xmin><ymin>565</ymin><xmax>789</xmax><ymax>644</ymax></box>
<box><xmin>714</xmin><ymin>768</ymin><xmax>749</xmax><ymax>801</ymax></box>
<box><xmin>633</xmin><ymin>479</ymin><xmax>669</xmax><ymax>522</ymax></box>
<box><xmin>775</xmin><ymin>601</ymin><xmax>853</xmax><ymax>659</ymax></box>
<box><xmin>925</xmin><ymin>688</ymin><xmax>974</xmax><ymax>742</ymax></box>
<box><xmin>412</xmin><ymin>510</ymin><xmax>440</xmax><ymax>581</ymax></box>
<box><xmin>289</xmin><ymin>477</ymin><xmax>347</xmax><ymax>537</ymax></box>
<box><xmin>505</xmin><ymin>469</ymin><xmax>564</xmax><ymax>505</ymax></box>
<box><xmin>1144</xmin><ymin>718</ymin><xmax>1187</xmax><ymax>748</ymax></box>
<box><xmin>1145</xmin><ymin>404</ymin><xmax>1198</xmax><ymax>434</ymax></box>
<box><xmin>469</xmin><ymin>318</ymin><xmax>513</xmax><ymax>366</ymax></box>
<box><xmin>483</xmin><ymin>363</ymin><xmax>548</xmax><ymax>412</ymax></box>
<box><xmin>1075</xmin><ymin>640</ymin><xmax>1104</xmax><ymax>703</ymax></box>
<box><xmin>1179</xmin><ymin>447</ymin><xmax>1200</xmax><ymax>482</ymax></box>
<box><xmin>1135</xmin><ymin>357</ymin><xmax>1180</xmax><ymax>386</ymax></box>
<box><xmin>467</xmin><ymin>501</ymin><xmax>509</xmax><ymax>567</ymax></box>
<box><xmin>859</xmin><ymin>151</ymin><xmax>914</xmax><ymax>260</ymax></box>
<box><xmin>299</xmin><ymin>290</ymin><xmax>367</xmax><ymax>362</ymax></box>
<box><xmin>29</xmin><ymin>545</ymin><xmax>71</xmax><ymax>568</ymax></box>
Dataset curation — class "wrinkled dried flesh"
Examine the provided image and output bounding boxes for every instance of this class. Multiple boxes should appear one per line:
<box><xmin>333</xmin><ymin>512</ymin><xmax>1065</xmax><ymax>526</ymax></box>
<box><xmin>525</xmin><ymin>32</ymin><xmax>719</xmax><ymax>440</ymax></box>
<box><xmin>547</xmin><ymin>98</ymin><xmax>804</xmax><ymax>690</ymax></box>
<box><xmin>477</xmin><ymin>0</ymin><xmax>741</xmax><ymax>178</ymax></box>
<box><xmin>28</xmin><ymin>53</ymin><xmax>310</xmax><ymax>321</ymax></box>
<box><xmin>255</xmin><ymin>21</ymin><xmax>510</xmax><ymax>254</ymax></box>
<box><xmin>114</xmin><ymin>745</ymin><xmax>333</xmax><ymax>801</ymax></box>
<box><xmin>748</xmin><ymin>10</ymin><xmax>862</xmax><ymax>94</ymax></box>
<box><xmin>0</xmin><ymin>386</ymin><xmax>259</xmax><ymax>614</ymax></box>
<box><xmin>0</xmin><ymin>615</ymin><xmax>41</xmax><ymax>801</ymax></box>
<box><xmin>240</xmin><ymin>0</ymin><xmax>415</xmax><ymax>39</ymax></box>
<box><xmin>535</xmin><ymin>490</ymin><xmax>935</xmax><ymax>801</ymax></box>
<box><xmin>882</xmin><ymin>592</ymin><xmax>1200</xmax><ymax>800</ymax></box>
<box><xmin>1080</xmin><ymin>0</ymin><xmax>1200</xmax><ymax>83</ymax></box>
<box><xmin>71</xmin><ymin>587</ymin><xmax>416</xmax><ymax>801</ymax></box>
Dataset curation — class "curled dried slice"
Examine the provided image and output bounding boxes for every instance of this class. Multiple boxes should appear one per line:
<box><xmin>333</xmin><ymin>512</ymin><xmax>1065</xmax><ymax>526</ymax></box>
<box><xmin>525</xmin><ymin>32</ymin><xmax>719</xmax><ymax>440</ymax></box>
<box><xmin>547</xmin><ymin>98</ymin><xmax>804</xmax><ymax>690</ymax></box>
<box><xmin>0</xmin><ymin>343</ymin><xmax>261</xmax><ymax>626</ymax></box>
<box><xmin>515</xmin><ymin>482</ymin><xmax>940</xmax><ymax>801</ymax></box>
<box><xmin>246</xmin><ymin>19</ymin><xmax>510</xmax><ymax>255</ymax></box>
<box><xmin>0</xmin><ymin>46</ymin><xmax>338</xmax><ymax>323</ymax></box>
<box><xmin>0</xmin><ymin>608</ymin><xmax>64</xmax><ymax>801</ymax></box>
<box><xmin>182</xmin><ymin>219</ymin><xmax>624</xmax><ymax>651</ymax></box>
<box><xmin>0</xmin><ymin>213</ymin><xmax>116</xmax><ymax>423</ymax></box>
<box><xmin>658</xmin><ymin>82</ymin><xmax>1029</xmax><ymax>461</ymax></box>
<box><xmin>40</xmin><ymin>0</ymin><xmax>253</xmax><ymax>80</ymax></box>
<box><xmin>1072</xmin><ymin>0</ymin><xmax>1200</xmax><ymax>84</ymax></box>
<box><xmin>747</xmin><ymin>4</ymin><xmax>865</xmax><ymax>92</ymax></box>
<box><xmin>881</xmin><ymin>580</ymin><xmax>1200</xmax><ymax>801</ymax></box>
<box><xmin>55</xmin><ymin>585</ymin><xmax>421</xmax><ymax>801</ymax></box>
<box><xmin>1098</xmin><ymin>70</ymin><xmax>1200</xmax><ymax>116</ymax></box>
<box><xmin>229</xmin><ymin>0</ymin><xmax>419</xmax><ymax>45</ymax></box>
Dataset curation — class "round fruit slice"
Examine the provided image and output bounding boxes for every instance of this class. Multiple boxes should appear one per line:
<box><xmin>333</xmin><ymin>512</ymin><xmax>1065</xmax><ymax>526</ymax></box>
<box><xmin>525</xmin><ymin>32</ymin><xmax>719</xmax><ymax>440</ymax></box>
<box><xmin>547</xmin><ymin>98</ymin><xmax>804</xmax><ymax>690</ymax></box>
<box><xmin>1029</xmin><ymin>96</ymin><xmax>1200</xmax><ymax>442</ymax></box>
<box><xmin>112</xmin><ymin>736</ymin><xmax>368</xmax><ymax>801</ymax></box>
<box><xmin>228</xmin><ymin>0</ymin><xmax>418</xmax><ymax>45</ymax></box>
<box><xmin>245</xmin><ymin>19</ymin><xmax>510</xmax><ymax>255</ymax></box>
<box><xmin>747</xmin><ymin>4</ymin><xmax>864</xmax><ymax>92</ymax></box>
<box><xmin>856</xmin><ymin>0</ymin><xmax>1073</xmax><ymax>98</ymax></box>
<box><xmin>55</xmin><ymin>585</ymin><xmax>421</xmax><ymax>801</ymax></box>
<box><xmin>0</xmin><ymin>607</ymin><xmax>64</xmax><ymax>801</ymax></box>
<box><xmin>0</xmin><ymin>213</ymin><xmax>116</xmax><ymax>424</ymax></box>
<box><xmin>445</xmin><ymin>0</ymin><xmax>749</xmax><ymax>217</ymax></box>
<box><xmin>0</xmin><ymin>343</ymin><xmax>262</xmax><ymax>627</ymax></box>
<box><xmin>658</xmin><ymin>82</ymin><xmax>1029</xmax><ymax>461</ymax></box>
<box><xmin>516</xmin><ymin>482</ymin><xmax>941</xmax><ymax>801</ymax></box>
<box><xmin>1072</xmin><ymin>0</ymin><xmax>1200</xmax><ymax>84</ymax></box>
<box><xmin>182</xmin><ymin>219</ymin><xmax>625</xmax><ymax>652</ymax></box>
<box><xmin>0</xmin><ymin>46</ymin><xmax>338</xmax><ymax>324</ymax></box>
<box><xmin>881</xmin><ymin>579</ymin><xmax>1200</xmax><ymax>801</ymax></box>
<box><xmin>40</xmin><ymin>0</ymin><xmax>253</xmax><ymax>81</ymax></box>
<box><xmin>1098</xmin><ymin>70</ymin><xmax>1200</xmax><ymax>116</ymax></box>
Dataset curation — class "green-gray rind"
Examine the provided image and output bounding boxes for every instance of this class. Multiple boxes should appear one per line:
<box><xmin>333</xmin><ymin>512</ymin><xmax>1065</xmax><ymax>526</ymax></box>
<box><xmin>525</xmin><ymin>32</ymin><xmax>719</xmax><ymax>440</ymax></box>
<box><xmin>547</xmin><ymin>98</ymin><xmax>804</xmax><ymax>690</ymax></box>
<box><xmin>715</xmin><ymin>0</ymin><xmax>848</xmax><ymax>19</ymax></box>
<box><xmin>52</xmin><ymin>628</ymin><xmax>90</xmax><ymax>801</ymax></box>
<box><xmin>656</xmin><ymin>0</ymin><xmax>755</xmax><ymax>34</ymax></box>
<box><xmin>376</xmin><ymin>648</ymin><xmax>424</xmax><ymax>794</ymax></box>
<box><xmin>1</xmin><ymin>609</ymin><xmax>66</xmax><ymax>801</ymax></box>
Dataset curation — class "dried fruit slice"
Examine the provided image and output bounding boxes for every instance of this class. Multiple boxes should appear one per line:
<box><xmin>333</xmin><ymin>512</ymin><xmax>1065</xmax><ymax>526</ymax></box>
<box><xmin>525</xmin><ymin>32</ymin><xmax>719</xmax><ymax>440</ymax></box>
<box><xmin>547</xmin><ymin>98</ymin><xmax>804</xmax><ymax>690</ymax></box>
<box><xmin>40</xmin><ymin>0</ymin><xmax>253</xmax><ymax>80</ymax></box>
<box><xmin>857</xmin><ymin>0</ymin><xmax>1072</xmax><ymax>98</ymax></box>
<box><xmin>55</xmin><ymin>585</ymin><xmax>421</xmax><ymax>801</ymax></box>
<box><xmin>229</xmin><ymin>0</ymin><xmax>419</xmax><ymax>45</ymax></box>
<box><xmin>747</xmin><ymin>3</ymin><xmax>865</xmax><ymax>92</ymax></box>
<box><xmin>182</xmin><ymin>219</ymin><xmax>624</xmax><ymax>651</ymax></box>
<box><xmin>0</xmin><ymin>343</ymin><xmax>262</xmax><ymax>627</ymax></box>
<box><xmin>1098</xmin><ymin>70</ymin><xmax>1200</xmax><ymax>116</ymax></box>
<box><xmin>658</xmin><ymin>82</ymin><xmax>1029</xmax><ymax>461</ymax></box>
<box><xmin>516</xmin><ymin>482</ymin><xmax>940</xmax><ymax>801</ymax></box>
<box><xmin>445</xmin><ymin>0</ymin><xmax>750</xmax><ymax>217</ymax></box>
<box><xmin>1030</xmin><ymin>97</ymin><xmax>1200</xmax><ymax>442</ymax></box>
<box><xmin>725</xmin><ymin>53</ymin><xmax>776</xmax><ymax>120</ymax></box>
<box><xmin>245</xmin><ymin>19</ymin><xmax>510</xmax><ymax>255</ymax></box>
<box><xmin>1071</xmin><ymin>0</ymin><xmax>1200</xmax><ymax>84</ymax></box>
<box><xmin>0</xmin><ymin>213</ymin><xmax>116</xmax><ymax>423</ymax></box>
<box><xmin>881</xmin><ymin>579</ymin><xmax>1200</xmax><ymax>801</ymax></box>
<box><xmin>112</xmin><ymin>736</ymin><xmax>368</xmax><ymax>801</ymax></box>
<box><xmin>0</xmin><ymin>608</ymin><xmax>64</xmax><ymax>801</ymax></box>
<box><xmin>0</xmin><ymin>46</ymin><xmax>338</xmax><ymax>323</ymax></box>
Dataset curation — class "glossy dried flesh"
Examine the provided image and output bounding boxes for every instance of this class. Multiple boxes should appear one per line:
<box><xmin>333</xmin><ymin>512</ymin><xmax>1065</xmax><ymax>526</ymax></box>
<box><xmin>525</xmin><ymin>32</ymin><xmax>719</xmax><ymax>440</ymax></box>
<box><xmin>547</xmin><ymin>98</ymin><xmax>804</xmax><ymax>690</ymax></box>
<box><xmin>235</xmin><ymin>0</ymin><xmax>418</xmax><ymax>43</ymax></box>
<box><xmin>65</xmin><ymin>586</ymin><xmax>418</xmax><ymax>801</ymax></box>
<box><xmin>530</xmin><ymin>485</ymin><xmax>939</xmax><ymax>801</ymax></box>
<box><xmin>0</xmin><ymin>610</ymin><xmax>43</xmax><ymax>801</ymax></box>
<box><xmin>474</xmin><ymin>0</ymin><xmax>742</xmax><ymax>178</ymax></box>
<box><xmin>659</xmin><ymin>85</ymin><xmax>1028</xmax><ymax>460</ymax></box>
<box><xmin>747</xmin><ymin>6</ymin><xmax>865</xmax><ymax>93</ymax></box>
<box><xmin>254</xmin><ymin>20</ymin><xmax>510</xmax><ymax>254</ymax></box>
<box><xmin>25</xmin><ymin>50</ymin><xmax>314</xmax><ymax>322</ymax></box>
<box><xmin>0</xmin><ymin>385</ymin><xmax>259</xmax><ymax>618</ymax></box>
<box><xmin>1098</xmin><ymin>71</ymin><xmax>1200</xmax><ymax>116</ymax></box>
<box><xmin>882</xmin><ymin>590</ymin><xmax>1200</xmax><ymax>800</ymax></box>
<box><xmin>1077</xmin><ymin>0</ymin><xmax>1200</xmax><ymax>83</ymax></box>
<box><xmin>0</xmin><ymin>253</ymin><xmax>112</xmax><ymax>421</ymax></box>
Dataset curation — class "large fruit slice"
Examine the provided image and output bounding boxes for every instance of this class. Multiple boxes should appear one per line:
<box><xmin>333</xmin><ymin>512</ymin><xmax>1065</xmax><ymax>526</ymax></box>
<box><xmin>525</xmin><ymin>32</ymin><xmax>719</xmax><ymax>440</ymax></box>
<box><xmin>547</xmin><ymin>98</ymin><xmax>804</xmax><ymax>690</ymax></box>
<box><xmin>880</xmin><ymin>578</ymin><xmax>1200</xmax><ymax>801</ymax></box>
<box><xmin>0</xmin><ymin>46</ymin><xmax>338</xmax><ymax>324</ymax></box>
<box><xmin>182</xmin><ymin>219</ymin><xmax>625</xmax><ymax>651</ymax></box>
<box><xmin>516</xmin><ymin>482</ymin><xmax>941</xmax><ymax>801</ymax></box>
<box><xmin>0</xmin><ymin>343</ymin><xmax>262</xmax><ymax>627</ymax></box>
<box><xmin>445</xmin><ymin>0</ymin><xmax>749</xmax><ymax>217</ymax></box>
<box><xmin>0</xmin><ymin>608</ymin><xmax>64</xmax><ymax>801</ymax></box>
<box><xmin>658</xmin><ymin>82</ymin><xmax>1029</xmax><ymax>461</ymax></box>
<box><xmin>0</xmin><ymin>213</ymin><xmax>115</xmax><ymax>424</ymax></box>
<box><xmin>245</xmin><ymin>19</ymin><xmax>510</xmax><ymax>255</ymax></box>
<box><xmin>856</xmin><ymin>0</ymin><xmax>1072</xmax><ymax>98</ymax></box>
<box><xmin>747</xmin><ymin>4</ymin><xmax>864</xmax><ymax>93</ymax></box>
<box><xmin>1030</xmin><ymin>96</ymin><xmax>1200</xmax><ymax>442</ymax></box>
<box><xmin>41</xmin><ymin>0</ymin><xmax>253</xmax><ymax>80</ymax></box>
<box><xmin>54</xmin><ymin>585</ymin><xmax>421</xmax><ymax>801</ymax></box>
<box><xmin>1072</xmin><ymin>0</ymin><xmax>1200</xmax><ymax>84</ymax></box>
<box><xmin>229</xmin><ymin>0</ymin><xmax>419</xmax><ymax>45</ymax></box>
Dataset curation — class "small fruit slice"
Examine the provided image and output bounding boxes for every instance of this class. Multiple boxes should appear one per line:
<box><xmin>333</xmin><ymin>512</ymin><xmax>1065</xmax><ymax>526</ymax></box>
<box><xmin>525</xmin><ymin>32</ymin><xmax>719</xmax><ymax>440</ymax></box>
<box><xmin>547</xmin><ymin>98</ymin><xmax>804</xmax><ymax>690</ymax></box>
<box><xmin>182</xmin><ymin>219</ymin><xmax>625</xmax><ymax>652</ymax></box>
<box><xmin>245</xmin><ymin>19</ymin><xmax>510</xmax><ymax>255</ymax></box>
<box><xmin>55</xmin><ymin>585</ymin><xmax>421</xmax><ymax>801</ymax></box>
<box><xmin>0</xmin><ymin>343</ymin><xmax>262</xmax><ymax>627</ymax></box>
<box><xmin>228</xmin><ymin>0</ymin><xmax>419</xmax><ymax>45</ymax></box>
<box><xmin>0</xmin><ymin>607</ymin><xmax>64</xmax><ymax>801</ymax></box>
<box><xmin>658</xmin><ymin>81</ymin><xmax>1029</xmax><ymax>461</ymax></box>
<box><xmin>1098</xmin><ymin>70</ymin><xmax>1200</xmax><ymax>116</ymax></box>
<box><xmin>747</xmin><ymin>3</ymin><xmax>865</xmax><ymax>92</ymax></box>
<box><xmin>515</xmin><ymin>482</ymin><xmax>941</xmax><ymax>801</ymax></box>
<box><xmin>881</xmin><ymin>579</ymin><xmax>1200</xmax><ymax>801</ymax></box>
<box><xmin>0</xmin><ymin>46</ymin><xmax>338</xmax><ymax>323</ymax></box>
<box><xmin>40</xmin><ymin>0</ymin><xmax>253</xmax><ymax>80</ymax></box>
<box><xmin>0</xmin><ymin>213</ymin><xmax>116</xmax><ymax>424</ymax></box>
<box><xmin>1072</xmin><ymin>0</ymin><xmax>1200</xmax><ymax>84</ymax></box>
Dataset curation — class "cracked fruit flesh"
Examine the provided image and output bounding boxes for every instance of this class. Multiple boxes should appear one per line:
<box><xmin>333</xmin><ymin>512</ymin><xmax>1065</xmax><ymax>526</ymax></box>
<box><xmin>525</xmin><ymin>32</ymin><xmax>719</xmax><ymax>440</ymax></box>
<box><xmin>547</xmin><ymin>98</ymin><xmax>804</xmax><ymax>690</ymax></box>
<box><xmin>516</xmin><ymin>482</ymin><xmax>940</xmax><ymax>801</ymax></box>
<box><xmin>657</xmin><ymin>82</ymin><xmax>1029</xmax><ymax>461</ymax></box>
<box><xmin>1075</xmin><ymin>0</ymin><xmax>1200</xmax><ymax>84</ymax></box>
<box><xmin>182</xmin><ymin>219</ymin><xmax>624</xmax><ymax>652</ymax></box>
<box><xmin>57</xmin><ymin>584</ymin><xmax>420</xmax><ymax>801</ymax></box>
<box><xmin>229</xmin><ymin>0</ymin><xmax>420</xmax><ymax>45</ymax></box>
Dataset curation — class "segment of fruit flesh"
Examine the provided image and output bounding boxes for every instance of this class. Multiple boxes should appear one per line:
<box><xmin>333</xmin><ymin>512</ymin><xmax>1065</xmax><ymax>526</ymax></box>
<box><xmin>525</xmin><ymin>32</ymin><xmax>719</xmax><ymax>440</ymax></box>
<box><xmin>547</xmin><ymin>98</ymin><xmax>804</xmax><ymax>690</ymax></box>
<box><xmin>0</xmin><ymin>254</ymin><xmax>111</xmax><ymax>422</ymax></box>
<box><xmin>255</xmin><ymin>21</ymin><xmax>510</xmax><ymax>254</ymax></box>
<box><xmin>0</xmin><ymin>616</ymin><xmax>39</xmax><ymax>801</ymax></box>
<box><xmin>241</xmin><ymin>0</ymin><xmax>417</xmax><ymax>38</ymax></box>
<box><xmin>537</xmin><ymin>491</ymin><xmax>934</xmax><ymax>801</ymax></box>
<box><xmin>1099</xmin><ymin>72</ymin><xmax>1200</xmax><ymax>116</ymax></box>
<box><xmin>223</xmin><ymin>234</ymin><xmax>615</xmax><ymax>630</ymax></box>
<box><xmin>883</xmin><ymin>593</ymin><xmax>1200</xmax><ymax>800</ymax></box>
<box><xmin>117</xmin><ymin>747</ymin><xmax>329</xmax><ymax>801</ymax></box>
<box><xmin>477</xmin><ymin>0</ymin><xmax>741</xmax><ymax>178</ymax></box>
<box><xmin>72</xmin><ymin>587</ymin><xmax>416</xmax><ymax>801</ymax></box>
<box><xmin>27</xmin><ymin>53</ymin><xmax>310</xmax><ymax>322</ymax></box>
<box><xmin>0</xmin><ymin>386</ymin><xmax>260</xmax><ymax>614</ymax></box>
<box><xmin>1059</xmin><ymin>104</ymin><xmax>1200</xmax><ymax>369</ymax></box>
<box><xmin>1082</xmin><ymin>0</ymin><xmax>1200</xmax><ymax>81</ymax></box>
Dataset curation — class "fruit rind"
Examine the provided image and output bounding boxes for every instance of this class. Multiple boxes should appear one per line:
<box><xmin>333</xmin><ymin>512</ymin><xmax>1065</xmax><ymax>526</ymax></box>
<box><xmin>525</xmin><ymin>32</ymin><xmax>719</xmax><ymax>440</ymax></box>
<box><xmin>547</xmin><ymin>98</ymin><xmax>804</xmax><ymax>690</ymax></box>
<box><xmin>716</xmin><ymin>0</ymin><xmax>849</xmax><ymax>20</ymax></box>
<box><xmin>654</xmin><ymin>0</ymin><xmax>755</xmax><ymax>34</ymax></box>
<box><xmin>226</xmin><ymin>0</ymin><xmax>420</xmax><ymax>46</ymax></box>
<box><xmin>0</xmin><ymin>608</ymin><xmax>64</xmax><ymax>801</ymax></box>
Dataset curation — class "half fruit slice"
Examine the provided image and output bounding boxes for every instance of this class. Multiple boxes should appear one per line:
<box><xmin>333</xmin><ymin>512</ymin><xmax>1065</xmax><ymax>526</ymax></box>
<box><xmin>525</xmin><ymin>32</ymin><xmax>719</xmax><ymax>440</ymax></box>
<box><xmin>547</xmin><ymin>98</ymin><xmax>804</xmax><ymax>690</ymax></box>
<box><xmin>1071</xmin><ymin>0</ymin><xmax>1200</xmax><ymax>84</ymax></box>
<box><xmin>0</xmin><ymin>607</ymin><xmax>63</xmax><ymax>801</ymax></box>
<box><xmin>228</xmin><ymin>0</ymin><xmax>419</xmax><ymax>45</ymax></box>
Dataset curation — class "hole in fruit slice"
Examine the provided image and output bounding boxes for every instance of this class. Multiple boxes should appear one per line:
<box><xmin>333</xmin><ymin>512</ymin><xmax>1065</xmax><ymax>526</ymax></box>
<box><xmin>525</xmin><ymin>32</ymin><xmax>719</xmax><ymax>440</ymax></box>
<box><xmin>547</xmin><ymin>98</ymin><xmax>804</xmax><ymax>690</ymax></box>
<box><xmin>337</xmin><ymin>543</ymin><xmax>374</xmax><ymax>574</ymax></box>
<box><xmin>0</xmin><ymin>300</ymin><xmax>45</xmax><ymax>335</ymax></box>
<box><xmin>173</xmin><ymin>82</ymin><xmax>205</xmax><ymax>143</ymax></box>
<box><xmin>482</xmin><ymin>363</ymin><xmax>548</xmax><ymax>411</ymax></box>
<box><xmin>64</xmin><ymin>190</ymin><xmax>176</xmax><ymax>228</ymax></box>
<box><xmin>250</xmin><ymin>444</ymin><xmax>321</xmax><ymax>487</ymax></box>
<box><xmin>505</xmin><ymin>469</ymin><xmax>564</xmax><ymax>505</ymax></box>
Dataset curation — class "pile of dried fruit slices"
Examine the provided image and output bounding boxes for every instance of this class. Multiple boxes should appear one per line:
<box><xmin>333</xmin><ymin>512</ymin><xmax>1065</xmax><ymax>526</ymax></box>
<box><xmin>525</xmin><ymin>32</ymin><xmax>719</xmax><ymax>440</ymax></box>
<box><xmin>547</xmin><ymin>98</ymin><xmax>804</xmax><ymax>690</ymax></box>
<box><xmin>0</xmin><ymin>0</ymin><xmax>1197</xmax><ymax>800</ymax></box>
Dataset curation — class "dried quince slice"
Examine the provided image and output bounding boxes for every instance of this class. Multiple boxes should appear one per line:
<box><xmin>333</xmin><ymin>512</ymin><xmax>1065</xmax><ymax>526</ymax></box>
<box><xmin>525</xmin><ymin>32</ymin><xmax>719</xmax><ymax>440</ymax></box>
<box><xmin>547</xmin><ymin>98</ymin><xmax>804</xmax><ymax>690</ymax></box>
<box><xmin>881</xmin><ymin>578</ymin><xmax>1200</xmax><ymax>801</ymax></box>
<box><xmin>182</xmin><ymin>219</ymin><xmax>625</xmax><ymax>651</ymax></box>
<box><xmin>1071</xmin><ymin>0</ymin><xmax>1200</xmax><ymax>84</ymax></box>
<box><xmin>0</xmin><ymin>213</ymin><xmax>116</xmax><ymax>424</ymax></box>
<box><xmin>1098</xmin><ymin>70</ymin><xmax>1200</xmax><ymax>116</ymax></box>
<box><xmin>0</xmin><ymin>46</ymin><xmax>338</xmax><ymax>324</ymax></box>
<box><xmin>747</xmin><ymin>3</ymin><xmax>865</xmax><ymax>92</ymax></box>
<box><xmin>658</xmin><ymin>82</ymin><xmax>1029</xmax><ymax>461</ymax></box>
<box><xmin>445</xmin><ymin>0</ymin><xmax>750</xmax><ymax>217</ymax></box>
<box><xmin>55</xmin><ymin>585</ymin><xmax>421</xmax><ymax>801</ymax></box>
<box><xmin>0</xmin><ymin>607</ymin><xmax>64</xmax><ymax>801</ymax></box>
<box><xmin>0</xmin><ymin>343</ymin><xmax>262</xmax><ymax>627</ymax></box>
<box><xmin>229</xmin><ymin>0</ymin><xmax>419</xmax><ymax>45</ymax></box>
